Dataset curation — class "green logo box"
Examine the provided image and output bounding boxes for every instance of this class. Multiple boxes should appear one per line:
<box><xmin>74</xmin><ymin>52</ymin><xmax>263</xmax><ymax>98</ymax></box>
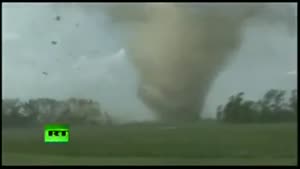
<box><xmin>44</xmin><ymin>124</ymin><xmax>69</xmax><ymax>144</ymax></box>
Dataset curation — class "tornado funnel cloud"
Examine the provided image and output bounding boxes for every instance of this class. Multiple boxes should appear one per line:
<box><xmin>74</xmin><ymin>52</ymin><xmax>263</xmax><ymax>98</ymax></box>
<box><xmin>104</xmin><ymin>3</ymin><xmax>296</xmax><ymax>123</ymax></box>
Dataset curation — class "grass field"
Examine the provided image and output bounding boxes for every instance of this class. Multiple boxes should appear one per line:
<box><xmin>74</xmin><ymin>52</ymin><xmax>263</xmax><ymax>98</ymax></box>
<box><xmin>2</xmin><ymin>122</ymin><xmax>298</xmax><ymax>165</ymax></box>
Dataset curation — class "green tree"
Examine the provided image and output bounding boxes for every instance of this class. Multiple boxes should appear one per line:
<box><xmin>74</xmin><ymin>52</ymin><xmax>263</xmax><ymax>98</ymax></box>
<box><xmin>289</xmin><ymin>89</ymin><xmax>297</xmax><ymax>113</ymax></box>
<box><xmin>223</xmin><ymin>92</ymin><xmax>244</xmax><ymax>122</ymax></box>
<box><xmin>218</xmin><ymin>89</ymin><xmax>296</xmax><ymax>123</ymax></box>
<box><xmin>240</xmin><ymin>100</ymin><xmax>257</xmax><ymax>123</ymax></box>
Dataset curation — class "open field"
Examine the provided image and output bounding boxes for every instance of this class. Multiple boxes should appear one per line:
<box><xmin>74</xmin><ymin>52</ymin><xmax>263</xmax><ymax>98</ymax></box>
<box><xmin>2</xmin><ymin>122</ymin><xmax>298</xmax><ymax>165</ymax></box>
<box><xmin>3</xmin><ymin>153</ymin><xmax>297</xmax><ymax>166</ymax></box>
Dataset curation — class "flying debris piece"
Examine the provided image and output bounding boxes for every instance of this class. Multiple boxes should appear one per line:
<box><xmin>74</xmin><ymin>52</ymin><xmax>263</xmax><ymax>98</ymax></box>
<box><xmin>75</xmin><ymin>23</ymin><xmax>80</xmax><ymax>27</ymax></box>
<box><xmin>42</xmin><ymin>72</ymin><xmax>48</xmax><ymax>76</ymax></box>
<box><xmin>51</xmin><ymin>41</ymin><xmax>57</xmax><ymax>45</ymax></box>
<box><xmin>55</xmin><ymin>16</ymin><xmax>61</xmax><ymax>21</ymax></box>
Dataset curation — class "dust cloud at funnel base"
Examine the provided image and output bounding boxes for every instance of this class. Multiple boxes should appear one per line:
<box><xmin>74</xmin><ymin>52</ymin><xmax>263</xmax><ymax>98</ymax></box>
<box><xmin>103</xmin><ymin>3</ymin><xmax>291</xmax><ymax>123</ymax></box>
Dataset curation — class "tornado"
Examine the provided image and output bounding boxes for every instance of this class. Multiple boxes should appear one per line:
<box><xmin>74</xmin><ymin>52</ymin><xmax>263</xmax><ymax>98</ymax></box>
<box><xmin>101</xmin><ymin>3</ymin><xmax>296</xmax><ymax>123</ymax></box>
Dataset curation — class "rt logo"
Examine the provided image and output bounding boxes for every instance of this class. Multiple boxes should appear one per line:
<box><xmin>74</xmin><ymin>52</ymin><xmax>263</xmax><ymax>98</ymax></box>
<box><xmin>44</xmin><ymin>124</ymin><xmax>69</xmax><ymax>144</ymax></box>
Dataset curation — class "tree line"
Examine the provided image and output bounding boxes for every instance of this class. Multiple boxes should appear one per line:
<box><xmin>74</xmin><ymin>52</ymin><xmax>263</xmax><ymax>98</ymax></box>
<box><xmin>2</xmin><ymin>89</ymin><xmax>297</xmax><ymax>128</ymax></box>
<box><xmin>2</xmin><ymin>98</ymin><xmax>113</xmax><ymax>128</ymax></box>
<box><xmin>216</xmin><ymin>89</ymin><xmax>297</xmax><ymax>123</ymax></box>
